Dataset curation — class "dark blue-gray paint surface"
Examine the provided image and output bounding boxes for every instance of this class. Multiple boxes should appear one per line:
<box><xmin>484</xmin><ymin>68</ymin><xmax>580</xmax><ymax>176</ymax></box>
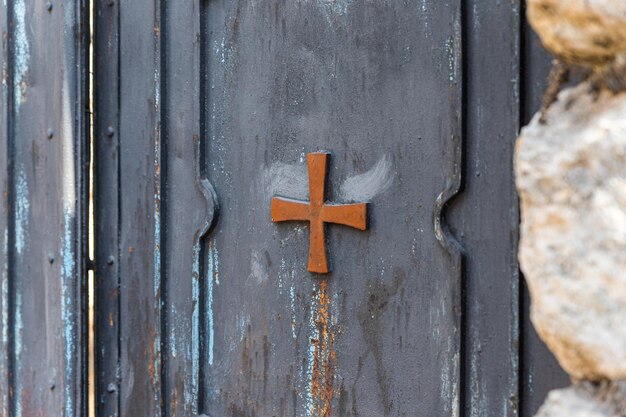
<box><xmin>0</xmin><ymin>0</ymin><xmax>89</xmax><ymax>415</ymax></box>
<box><xmin>94</xmin><ymin>1</ymin><xmax>568</xmax><ymax>416</ymax></box>
<box><xmin>0</xmin><ymin>0</ymin><xmax>571</xmax><ymax>416</ymax></box>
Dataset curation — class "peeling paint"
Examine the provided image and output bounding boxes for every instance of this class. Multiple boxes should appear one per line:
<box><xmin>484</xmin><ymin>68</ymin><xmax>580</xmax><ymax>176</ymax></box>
<box><xmin>170</xmin><ymin>306</ymin><xmax>178</xmax><ymax>358</ymax></box>
<box><xmin>317</xmin><ymin>0</ymin><xmax>353</xmax><ymax>17</ymax></box>
<box><xmin>289</xmin><ymin>275</ymin><xmax>297</xmax><ymax>340</ymax></box>
<box><xmin>13</xmin><ymin>0</ymin><xmax>29</xmax><ymax>110</ymax></box>
<box><xmin>207</xmin><ymin>242</ymin><xmax>218</xmax><ymax>366</ymax></box>
<box><xmin>14</xmin><ymin>291</ymin><xmax>22</xmax><ymax>417</ymax></box>
<box><xmin>14</xmin><ymin>167</ymin><xmax>29</xmax><ymax>255</ymax></box>
<box><xmin>191</xmin><ymin>236</ymin><xmax>201</xmax><ymax>413</ymax></box>
<box><xmin>1</xmin><ymin>231</ymin><xmax>7</xmax><ymax>348</ymax></box>
<box><xmin>238</xmin><ymin>314</ymin><xmax>248</xmax><ymax>343</ymax></box>
<box><xmin>152</xmin><ymin>83</ymin><xmax>162</xmax><ymax>411</ymax></box>
<box><xmin>61</xmin><ymin>210</ymin><xmax>76</xmax><ymax>417</ymax></box>
<box><xmin>445</xmin><ymin>36</ymin><xmax>457</xmax><ymax>83</ymax></box>
<box><xmin>279</xmin><ymin>258</ymin><xmax>298</xmax><ymax>340</ymax></box>
<box><xmin>1</xmin><ymin>230</ymin><xmax>6</xmax><ymax>417</ymax></box>
<box><xmin>307</xmin><ymin>280</ymin><xmax>336</xmax><ymax>417</ymax></box>
<box><xmin>61</xmin><ymin>73</ymin><xmax>76</xmax><ymax>214</ymax></box>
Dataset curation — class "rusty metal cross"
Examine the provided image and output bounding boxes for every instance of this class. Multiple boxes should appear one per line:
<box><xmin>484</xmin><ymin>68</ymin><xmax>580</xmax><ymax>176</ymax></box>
<box><xmin>271</xmin><ymin>152</ymin><xmax>368</xmax><ymax>273</ymax></box>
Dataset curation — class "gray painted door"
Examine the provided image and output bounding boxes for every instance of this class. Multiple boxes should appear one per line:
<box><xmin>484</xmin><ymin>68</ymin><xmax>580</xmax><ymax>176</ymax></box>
<box><xmin>0</xmin><ymin>1</ymin><xmax>571</xmax><ymax>416</ymax></box>
<box><xmin>92</xmin><ymin>1</ymin><xmax>568</xmax><ymax>417</ymax></box>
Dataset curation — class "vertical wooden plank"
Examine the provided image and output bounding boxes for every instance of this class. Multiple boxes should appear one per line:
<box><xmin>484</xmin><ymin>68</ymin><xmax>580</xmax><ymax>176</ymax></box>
<box><xmin>0</xmin><ymin>0</ymin><xmax>10</xmax><ymax>415</ymax></box>
<box><xmin>0</xmin><ymin>0</ymin><xmax>88</xmax><ymax>416</ymax></box>
<box><xmin>162</xmin><ymin>0</ymin><xmax>218</xmax><ymax>415</ymax></box>
<box><xmin>97</xmin><ymin>1</ymin><xmax>570</xmax><ymax>416</ymax></box>
<box><xmin>447</xmin><ymin>1</ymin><xmax>524</xmax><ymax>416</ymax></box>
<box><xmin>435</xmin><ymin>0</ymin><xmax>465</xmax><ymax>416</ymax></box>
<box><xmin>117</xmin><ymin>0</ymin><xmax>164</xmax><ymax>414</ymax></box>
<box><xmin>94</xmin><ymin>0</ymin><xmax>120</xmax><ymax>415</ymax></box>
<box><xmin>520</xmin><ymin>10</ymin><xmax>570</xmax><ymax>417</ymax></box>
<box><xmin>200</xmin><ymin>1</ymin><xmax>465</xmax><ymax>415</ymax></box>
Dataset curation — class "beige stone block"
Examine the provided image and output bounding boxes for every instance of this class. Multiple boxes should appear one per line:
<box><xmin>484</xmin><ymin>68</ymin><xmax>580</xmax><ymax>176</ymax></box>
<box><xmin>516</xmin><ymin>84</ymin><xmax>626</xmax><ymax>380</ymax></box>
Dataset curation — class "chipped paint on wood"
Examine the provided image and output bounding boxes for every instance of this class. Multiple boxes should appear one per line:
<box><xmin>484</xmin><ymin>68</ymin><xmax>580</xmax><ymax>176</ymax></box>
<box><xmin>207</xmin><ymin>242</ymin><xmax>218</xmax><ymax>366</ymax></box>
<box><xmin>14</xmin><ymin>167</ymin><xmax>29</xmax><ymax>255</ymax></box>
<box><xmin>61</xmin><ymin>210</ymin><xmax>77</xmax><ymax>417</ymax></box>
<box><xmin>13</xmin><ymin>291</ymin><xmax>22</xmax><ymax>417</ymax></box>
<box><xmin>61</xmin><ymin>76</ymin><xmax>76</xmax><ymax>215</ymax></box>
<box><xmin>308</xmin><ymin>280</ymin><xmax>336</xmax><ymax>416</ymax></box>
<box><xmin>93</xmin><ymin>0</ymin><xmax>566</xmax><ymax>415</ymax></box>
<box><xmin>315</xmin><ymin>0</ymin><xmax>354</xmax><ymax>20</ymax></box>
<box><xmin>278</xmin><ymin>259</ymin><xmax>298</xmax><ymax>340</ymax></box>
<box><xmin>1</xmin><ymin>0</ymin><xmax>88</xmax><ymax>413</ymax></box>
<box><xmin>12</xmin><ymin>0</ymin><xmax>28</xmax><ymax>110</ymax></box>
<box><xmin>0</xmin><ymin>244</ymin><xmax>6</xmax><ymax>417</ymax></box>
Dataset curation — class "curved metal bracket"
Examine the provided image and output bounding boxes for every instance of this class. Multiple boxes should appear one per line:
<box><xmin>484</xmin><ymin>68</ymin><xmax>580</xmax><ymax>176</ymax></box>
<box><xmin>194</xmin><ymin>135</ymin><xmax>219</xmax><ymax>240</ymax></box>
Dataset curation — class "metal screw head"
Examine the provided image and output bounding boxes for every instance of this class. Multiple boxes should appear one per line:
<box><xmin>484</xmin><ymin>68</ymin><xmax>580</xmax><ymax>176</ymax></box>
<box><xmin>46</xmin><ymin>2</ymin><xmax>53</xmax><ymax>11</ymax></box>
<box><xmin>47</xmin><ymin>128</ymin><xmax>54</xmax><ymax>139</ymax></box>
<box><xmin>48</xmin><ymin>254</ymin><xmax>55</xmax><ymax>264</ymax></box>
<box><xmin>106</xmin><ymin>126</ymin><xmax>115</xmax><ymax>137</ymax></box>
<box><xmin>107</xmin><ymin>255</ymin><xmax>115</xmax><ymax>265</ymax></box>
<box><xmin>107</xmin><ymin>383</ymin><xmax>117</xmax><ymax>393</ymax></box>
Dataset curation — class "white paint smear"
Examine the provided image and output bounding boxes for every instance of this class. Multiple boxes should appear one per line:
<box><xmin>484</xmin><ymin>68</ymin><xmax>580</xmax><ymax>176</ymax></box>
<box><xmin>264</xmin><ymin>161</ymin><xmax>309</xmax><ymax>201</ymax></box>
<box><xmin>249</xmin><ymin>250</ymin><xmax>269</xmax><ymax>284</ymax></box>
<box><xmin>264</xmin><ymin>154</ymin><xmax>394</xmax><ymax>203</ymax></box>
<box><xmin>339</xmin><ymin>155</ymin><xmax>394</xmax><ymax>202</ymax></box>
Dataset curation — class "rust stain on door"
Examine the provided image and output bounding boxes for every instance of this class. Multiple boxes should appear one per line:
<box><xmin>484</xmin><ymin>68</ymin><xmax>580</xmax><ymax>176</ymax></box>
<box><xmin>309</xmin><ymin>279</ymin><xmax>336</xmax><ymax>416</ymax></box>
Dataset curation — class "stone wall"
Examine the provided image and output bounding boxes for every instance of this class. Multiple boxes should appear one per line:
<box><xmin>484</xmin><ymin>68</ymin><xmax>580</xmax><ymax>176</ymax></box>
<box><xmin>517</xmin><ymin>1</ymin><xmax>626</xmax><ymax>415</ymax></box>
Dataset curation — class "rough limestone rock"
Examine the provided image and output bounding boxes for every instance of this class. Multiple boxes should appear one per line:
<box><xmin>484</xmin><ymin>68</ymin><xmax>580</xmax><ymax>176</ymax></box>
<box><xmin>527</xmin><ymin>0</ymin><xmax>626</xmax><ymax>67</ymax></box>
<box><xmin>516</xmin><ymin>84</ymin><xmax>626</xmax><ymax>380</ymax></box>
<box><xmin>535</xmin><ymin>382</ymin><xmax>626</xmax><ymax>417</ymax></box>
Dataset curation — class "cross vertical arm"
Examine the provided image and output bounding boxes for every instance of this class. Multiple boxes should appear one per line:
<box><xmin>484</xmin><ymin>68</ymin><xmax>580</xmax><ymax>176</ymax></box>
<box><xmin>308</xmin><ymin>219</ymin><xmax>328</xmax><ymax>273</ymax></box>
<box><xmin>307</xmin><ymin>152</ymin><xmax>329</xmax><ymax>207</ymax></box>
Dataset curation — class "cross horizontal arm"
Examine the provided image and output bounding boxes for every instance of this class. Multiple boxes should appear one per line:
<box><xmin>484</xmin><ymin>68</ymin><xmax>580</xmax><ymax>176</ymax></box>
<box><xmin>271</xmin><ymin>197</ymin><xmax>311</xmax><ymax>222</ymax></box>
<box><xmin>321</xmin><ymin>203</ymin><xmax>368</xmax><ymax>230</ymax></box>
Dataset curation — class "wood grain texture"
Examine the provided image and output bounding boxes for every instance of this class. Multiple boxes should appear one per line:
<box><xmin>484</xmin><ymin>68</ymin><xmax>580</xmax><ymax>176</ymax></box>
<box><xmin>448</xmin><ymin>1</ymin><xmax>524</xmax><ymax>416</ymax></box>
<box><xmin>203</xmin><ymin>1</ymin><xmax>464</xmax><ymax>415</ymax></box>
<box><xmin>92</xmin><ymin>1</ymin><xmax>569</xmax><ymax>416</ymax></box>
<box><xmin>0</xmin><ymin>1</ymin><xmax>9</xmax><ymax>415</ymax></box>
<box><xmin>0</xmin><ymin>0</ymin><xmax>88</xmax><ymax>416</ymax></box>
<box><xmin>94</xmin><ymin>0</ymin><xmax>121</xmax><ymax>414</ymax></box>
<box><xmin>116</xmin><ymin>0</ymin><xmax>165</xmax><ymax>415</ymax></box>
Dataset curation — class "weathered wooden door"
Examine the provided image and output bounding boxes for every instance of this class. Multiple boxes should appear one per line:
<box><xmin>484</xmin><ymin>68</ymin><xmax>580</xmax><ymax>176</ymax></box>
<box><xmin>0</xmin><ymin>0</ymin><xmax>568</xmax><ymax>416</ymax></box>
<box><xmin>93</xmin><ymin>1</ymin><xmax>568</xmax><ymax>416</ymax></box>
